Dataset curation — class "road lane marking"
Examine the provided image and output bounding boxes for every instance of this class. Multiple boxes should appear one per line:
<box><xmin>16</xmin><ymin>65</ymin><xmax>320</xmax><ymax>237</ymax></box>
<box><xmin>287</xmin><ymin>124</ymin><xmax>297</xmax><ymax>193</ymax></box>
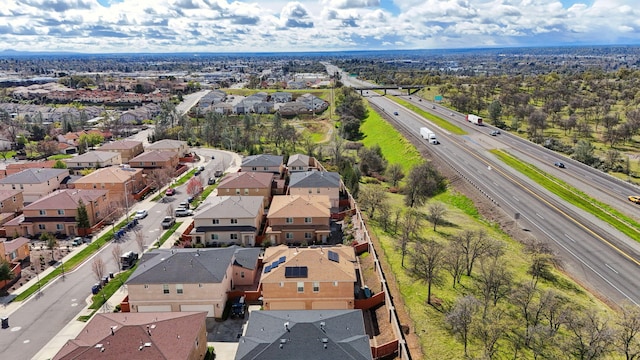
<box><xmin>564</xmin><ymin>234</ymin><xmax>576</xmax><ymax>242</ymax></box>
<box><xmin>605</xmin><ymin>263</ymin><xmax>619</xmax><ymax>274</ymax></box>
<box><xmin>536</xmin><ymin>213</ymin><xmax>544</xmax><ymax>219</ymax></box>
<box><xmin>513</xmin><ymin>196</ymin><xmax>520</xmax><ymax>202</ymax></box>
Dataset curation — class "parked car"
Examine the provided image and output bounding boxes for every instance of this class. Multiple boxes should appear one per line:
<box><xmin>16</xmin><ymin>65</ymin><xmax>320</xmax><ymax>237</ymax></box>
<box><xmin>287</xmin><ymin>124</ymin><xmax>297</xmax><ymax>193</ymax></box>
<box><xmin>71</xmin><ymin>237</ymin><xmax>84</xmax><ymax>246</ymax></box>
<box><xmin>165</xmin><ymin>188</ymin><xmax>175</xmax><ymax>196</ymax></box>
<box><xmin>175</xmin><ymin>208</ymin><xmax>193</xmax><ymax>217</ymax></box>
<box><xmin>629</xmin><ymin>196</ymin><xmax>640</xmax><ymax>204</ymax></box>
<box><xmin>178</xmin><ymin>201</ymin><xmax>189</xmax><ymax>209</ymax></box>
<box><xmin>194</xmin><ymin>169</ymin><xmax>201</xmax><ymax>176</ymax></box>
<box><xmin>393</xmin><ymin>111</ymin><xmax>399</xmax><ymax>116</ymax></box>
<box><xmin>231</xmin><ymin>296</ymin><xmax>246</xmax><ymax>319</ymax></box>
<box><xmin>134</xmin><ymin>209</ymin><xmax>148</xmax><ymax>220</ymax></box>
<box><xmin>187</xmin><ymin>196</ymin><xmax>194</xmax><ymax>203</ymax></box>
<box><xmin>554</xmin><ymin>162</ymin><xmax>566</xmax><ymax>168</ymax></box>
<box><xmin>91</xmin><ymin>283</ymin><xmax>102</xmax><ymax>295</ymax></box>
<box><xmin>208</xmin><ymin>177</ymin><xmax>216</xmax><ymax>185</ymax></box>
<box><xmin>161</xmin><ymin>216</ymin><xmax>176</xmax><ymax>229</ymax></box>
<box><xmin>198</xmin><ymin>166</ymin><xmax>205</xmax><ymax>172</ymax></box>
<box><xmin>214</xmin><ymin>170</ymin><xmax>223</xmax><ymax>177</ymax></box>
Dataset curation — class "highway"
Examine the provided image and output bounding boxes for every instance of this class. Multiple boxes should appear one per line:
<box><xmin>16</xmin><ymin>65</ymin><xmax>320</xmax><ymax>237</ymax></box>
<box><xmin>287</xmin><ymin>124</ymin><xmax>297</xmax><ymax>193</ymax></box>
<box><xmin>327</xmin><ymin>63</ymin><xmax>640</xmax><ymax>306</ymax></box>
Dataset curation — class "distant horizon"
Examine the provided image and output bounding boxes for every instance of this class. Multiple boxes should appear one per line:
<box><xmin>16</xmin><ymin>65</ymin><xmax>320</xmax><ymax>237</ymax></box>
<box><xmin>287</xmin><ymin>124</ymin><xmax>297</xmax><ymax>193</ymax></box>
<box><xmin>2</xmin><ymin>43</ymin><xmax>640</xmax><ymax>57</ymax></box>
<box><xmin>1</xmin><ymin>0</ymin><xmax>639</xmax><ymax>54</ymax></box>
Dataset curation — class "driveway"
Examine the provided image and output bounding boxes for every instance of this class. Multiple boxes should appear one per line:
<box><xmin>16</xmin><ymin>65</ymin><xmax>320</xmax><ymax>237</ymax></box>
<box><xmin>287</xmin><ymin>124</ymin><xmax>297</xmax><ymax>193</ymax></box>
<box><xmin>207</xmin><ymin>317</ymin><xmax>246</xmax><ymax>360</ymax></box>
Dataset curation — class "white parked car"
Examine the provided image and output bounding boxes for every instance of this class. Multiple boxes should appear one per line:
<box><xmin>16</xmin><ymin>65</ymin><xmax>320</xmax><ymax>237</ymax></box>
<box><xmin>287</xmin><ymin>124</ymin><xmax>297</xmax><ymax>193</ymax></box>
<box><xmin>134</xmin><ymin>209</ymin><xmax>148</xmax><ymax>220</ymax></box>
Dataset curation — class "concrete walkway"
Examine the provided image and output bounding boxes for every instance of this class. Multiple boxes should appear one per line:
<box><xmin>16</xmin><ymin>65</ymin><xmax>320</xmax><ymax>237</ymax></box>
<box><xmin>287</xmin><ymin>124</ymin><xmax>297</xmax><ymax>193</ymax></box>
<box><xmin>4</xmin><ymin>149</ymin><xmax>242</xmax><ymax>360</ymax></box>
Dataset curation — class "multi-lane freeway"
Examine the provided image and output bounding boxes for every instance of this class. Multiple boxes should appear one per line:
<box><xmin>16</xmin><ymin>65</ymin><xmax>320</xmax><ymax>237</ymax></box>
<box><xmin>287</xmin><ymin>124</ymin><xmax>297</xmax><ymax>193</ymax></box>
<box><xmin>327</xmin><ymin>62</ymin><xmax>640</xmax><ymax>306</ymax></box>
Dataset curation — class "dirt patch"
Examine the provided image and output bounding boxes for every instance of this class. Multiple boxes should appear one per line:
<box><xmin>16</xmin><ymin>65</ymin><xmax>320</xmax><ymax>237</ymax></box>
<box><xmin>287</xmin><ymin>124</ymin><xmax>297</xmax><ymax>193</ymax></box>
<box><xmin>3</xmin><ymin>242</ymin><xmax>74</xmax><ymax>294</ymax></box>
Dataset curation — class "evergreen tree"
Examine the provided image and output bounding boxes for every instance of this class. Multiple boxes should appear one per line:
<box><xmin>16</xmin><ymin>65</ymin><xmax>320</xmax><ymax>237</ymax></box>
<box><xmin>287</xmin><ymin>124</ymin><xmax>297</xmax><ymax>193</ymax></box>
<box><xmin>76</xmin><ymin>199</ymin><xmax>90</xmax><ymax>229</ymax></box>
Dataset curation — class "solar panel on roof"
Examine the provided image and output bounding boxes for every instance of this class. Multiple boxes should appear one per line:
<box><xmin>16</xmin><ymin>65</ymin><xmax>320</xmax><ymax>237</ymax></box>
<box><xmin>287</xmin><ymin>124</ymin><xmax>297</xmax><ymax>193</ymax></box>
<box><xmin>284</xmin><ymin>266</ymin><xmax>308</xmax><ymax>278</ymax></box>
<box><xmin>264</xmin><ymin>265</ymin><xmax>272</xmax><ymax>273</ymax></box>
<box><xmin>328</xmin><ymin>250</ymin><xmax>339</xmax><ymax>263</ymax></box>
<box><xmin>278</xmin><ymin>256</ymin><xmax>286</xmax><ymax>264</ymax></box>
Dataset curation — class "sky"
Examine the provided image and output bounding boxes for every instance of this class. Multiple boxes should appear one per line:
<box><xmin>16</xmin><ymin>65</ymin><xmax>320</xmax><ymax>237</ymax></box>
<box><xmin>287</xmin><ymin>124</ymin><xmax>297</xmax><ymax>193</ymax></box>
<box><xmin>0</xmin><ymin>0</ymin><xmax>638</xmax><ymax>53</ymax></box>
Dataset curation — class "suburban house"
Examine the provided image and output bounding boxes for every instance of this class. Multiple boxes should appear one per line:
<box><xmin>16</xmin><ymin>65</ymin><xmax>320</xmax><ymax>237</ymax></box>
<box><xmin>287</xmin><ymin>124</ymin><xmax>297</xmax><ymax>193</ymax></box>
<box><xmin>240</xmin><ymin>154</ymin><xmax>284</xmax><ymax>174</ymax></box>
<box><xmin>259</xmin><ymin>245</ymin><xmax>358</xmax><ymax>310</ymax></box>
<box><xmin>146</xmin><ymin>139</ymin><xmax>189</xmax><ymax>157</ymax></box>
<box><xmin>64</xmin><ymin>151</ymin><xmax>122</xmax><ymax>170</ymax></box>
<box><xmin>235</xmin><ymin>310</ymin><xmax>372</xmax><ymax>360</ymax></box>
<box><xmin>127</xmin><ymin>151</ymin><xmax>179</xmax><ymax>174</ymax></box>
<box><xmin>271</xmin><ymin>91</ymin><xmax>293</xmax><ymax>103</ymax></box>
<box><xmin>71</xmin><ymin>166</ymin><xmax>144</xmax><ymax>208</ymax></box>
<box><xmin>286</xmin><ymin>154</ymin><xmax>316</xmax><ymax>172</ymax></box>
<box><xmin>217</xmin><ymin>172</ymin><xmax>275</xmax><ymax>208</ymax></box>
<box><xmin>126</xmin><ymin>246</ymin><xmax>261</xmax><ymax>318</ymax></box>
<box><xmin>1</xmin><ymin>160</ymin><xmax>56</xmax><ymax>178</ymax></box>
<box><xmin>52</xmin><ymin>312</ymin><xmax>208</xmax><ymax>360</ymax></box>
<box><xmin>0</xmin><ymin>189</ymin><xmax>24</xmax><ymax>214</ymax></box>
<box><xmin>265</xmin><ymin>195</ymin><xmax>331</xmax><ymax>245</ymax></box>
<box><xmin>4</xmin><ymin>189</ymin><xmax>110</xmax><ymax>238</ymax></box>
<box><xmin>0</xmin><ymin>236</ymin><xmax>30</xmax><ymax>289</ymax></box>
<box><xmin>98</xmin><ymin>140</ymin><xmax>144</xmax><ymax>163</ymax></box>
<box><xmin>288</xmin><ymin>171</ymin><xmax>342</xmax><ymax>211</ymax></box>
<box><xmin>0</xmin><ymin>168</ymin><xmax>70</xmax><ymax>204</ymax></box>
<box><xmin>0</xmin><ymin>236</ymin><xmax>30</xmax><ymax>265</ymax></box>
<box><xmin>191</xmin><ymin>196</ymin><xmax>264</xmax><ymax>247</ymax></box>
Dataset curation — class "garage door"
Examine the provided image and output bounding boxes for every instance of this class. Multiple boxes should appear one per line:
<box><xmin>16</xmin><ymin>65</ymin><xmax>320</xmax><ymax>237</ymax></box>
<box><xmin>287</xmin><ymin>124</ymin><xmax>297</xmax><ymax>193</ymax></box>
<box><xmin>312</xmin><ymin>301</ymin><xmax>348</xmax><ymax>310</ymax></box>
<box><xmin>137</xmin><ymin>305</ymin><xmax>171</xmax><ymax>313</ymax></box>
<box><xmin>180</xmin><ymin>304</ymin><xmax>215</xmax><ymax>317</ymax></box>
<box><xmin>269</xmin><ymin>301</ymin><xmax>306</xmax><ymax>310</ymax></box>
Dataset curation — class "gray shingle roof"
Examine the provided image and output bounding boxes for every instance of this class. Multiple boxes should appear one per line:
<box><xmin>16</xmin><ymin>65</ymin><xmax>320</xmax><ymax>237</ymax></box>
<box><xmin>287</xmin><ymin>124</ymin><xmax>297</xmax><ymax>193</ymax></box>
<box><xmin>194</xmin><ymin>196</ymin><xmax>264</xmax><ymax>220</ymax></box>
<box><xmin>0</xmin><ymin>168</ymin><xmax>68</xmax><ymax>184</ymax></box>
<box><xmin>127</xmin><ymin>246</ymin><xmax>260</xmax><ymax>285</ymax></box>
<box><xmin>235</xmin><ymin>310</ymin><xmax>372</xmax><ymax>360</ymax></box>
<box><xmin>241</xmin><ymin>154</ymin><xmax>283</xmax><ymax>168</ymax></box>
<box><xmin>288</xmin><ymin>171</ymin><xmax>340</xmax><ymax>188</ymax></box>
<box><xmin>65</xmin><ymin>150</ymin><xmax>119</xmax><ymax>163</ymax></box>
<box><xmin>286</xmin><ymin>154</ymin><xmax>310</xmax><ymax>167</ymax></box>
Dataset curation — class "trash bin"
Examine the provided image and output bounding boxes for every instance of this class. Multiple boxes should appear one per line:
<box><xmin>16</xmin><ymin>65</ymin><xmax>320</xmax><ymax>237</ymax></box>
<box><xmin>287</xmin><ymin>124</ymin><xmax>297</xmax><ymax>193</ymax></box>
<box><xmin>1</xmin><ymin>317</ymin><xmax>8</xmax><ymax>329</ymax></box>
<box><xmin>109</xmin><ymin>272</ymin><xmax>114</xmax><ymax>279</ymax></box>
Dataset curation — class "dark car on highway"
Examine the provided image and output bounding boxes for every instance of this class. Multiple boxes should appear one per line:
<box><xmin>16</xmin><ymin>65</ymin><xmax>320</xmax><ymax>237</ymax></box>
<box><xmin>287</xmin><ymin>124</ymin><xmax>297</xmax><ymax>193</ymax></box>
<box><xmin>554</xmin><ymin>162</ymin><xmax>565</xmax><ymax>168</ymax></box>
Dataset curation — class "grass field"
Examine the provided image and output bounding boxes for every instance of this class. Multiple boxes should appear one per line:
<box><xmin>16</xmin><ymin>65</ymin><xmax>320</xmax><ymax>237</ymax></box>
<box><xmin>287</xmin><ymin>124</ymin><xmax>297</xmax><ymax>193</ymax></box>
<box><xmin>360</xmin><ymin>103</ymin><xmax>423</xmax><ymax>172</ymax></box>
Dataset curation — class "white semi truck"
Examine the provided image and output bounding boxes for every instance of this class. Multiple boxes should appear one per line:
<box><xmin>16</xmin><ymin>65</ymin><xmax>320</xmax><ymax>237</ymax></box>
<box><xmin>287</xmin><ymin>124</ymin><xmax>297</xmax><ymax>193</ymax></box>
<box><xmin>466</xmin><ymin>114</ymin><xmax>483</xmax><ymax>125</ymax></box>
<box><xmin>420</xmin><ymin>127</ymin><xmax>439</xmax><ymax>144</ymax></box>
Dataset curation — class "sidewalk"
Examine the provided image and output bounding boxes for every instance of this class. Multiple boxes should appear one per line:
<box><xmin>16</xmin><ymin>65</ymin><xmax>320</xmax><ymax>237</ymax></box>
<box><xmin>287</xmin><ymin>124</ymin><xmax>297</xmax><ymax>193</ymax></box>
<box><xmin>27</xmin><ymin>150</ymin><xmax>242</xmax><ymax>360</ymax></box>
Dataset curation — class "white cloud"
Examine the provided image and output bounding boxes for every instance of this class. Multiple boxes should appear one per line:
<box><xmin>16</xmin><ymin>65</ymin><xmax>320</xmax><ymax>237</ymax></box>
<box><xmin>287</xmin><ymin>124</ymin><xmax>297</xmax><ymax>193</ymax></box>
<box><xmin>0</xmin><ymin>0</ymin><xmax>637</xmax><ymax>53</ymax></box>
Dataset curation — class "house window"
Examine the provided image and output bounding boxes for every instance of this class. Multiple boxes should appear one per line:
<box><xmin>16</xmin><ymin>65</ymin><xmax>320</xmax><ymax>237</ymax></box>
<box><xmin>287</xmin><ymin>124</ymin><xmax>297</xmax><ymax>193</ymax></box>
<box><xmin>305</xmin><ymin>232</ymin><xmax>312</xmax><ymax>239</ymax></box>
<box><xmin>235</xmin><ymin>189</ymin><xmax>240</xmax><ymax>195</ymax></box>
<box><xmin>176</xmin><ymin>284</ymin><xmax>183</xmax><ymax>294</ymax></box>
<box><xmin>313</xmin><ymin>282</ymin><xmax>319</xmax><ymax>292</ymax></box>
<box><xmin>39</xmin><ymin>210</ymin><xmax>46</xmax><ymax>216</ymax></box>
<box><xmin>230</xmin><ymin>234</ymin><xmax>238</xmax><ymax>240</ymax></box>
<box><xmin>11</xmin><ymin>184</ymin><xmax>15</xmax><ymax>190</ymax></box>
<box><xmin>199</xmin><ymin>283</ymin><xmax>203</xmax><ymax>288</ymax></box>
<box><xmin>57</xmin><ymin>210</ymin><xmax>64</xmax><ymax>215</ymax></box>
<box><xmin>93</xmin><ymin>184</ymin><xmax>97</xmax><ymax>189</ymax></box>
<box><xmin>0</xmin><ymin>203</ymin><xmax>3</xmax><ymax>209</ymax></box>
<box><xmin>212</xmin><ymin>219</ymin><xmax>219</xmax><ymax>224</ymax></box>
<box><xmin>285</xmin><ymin>217</ymin><xmax>293</xmax><ymax>224</ymax></box>
<box><xmin>286</xmin><ymin>233</ymin><xmax>293</xmax><ymax>240</ymax></box>
<box><xmin>316</xmin><ymin>188</ymin><xmax>320</xmax><ymax>193</ymax></box>
<box><xmin>19</xmin><ymin>184</ymin><xmax>23</xmax><ymax>190</ymax></box>
<box><xmin>12</xmin><ymin>196</ymin><xmax>15</xmax><ymax>202</ymax></box>
<box><xmin>241</xmin><ymin>271</ymin><xmax>245</xmax><ymax>278</ymax></box>
<box><xmin>144</xmin><ymin>284</ymin><xmax>149</xmax><ymax>289</ymax></box>
<box><xmin>252</xmin><ymin>167</ymin><xmax>257</xmax><ymax>171</ymax></box>
<box><xmin>304</xmin><ymin>217</ymin><xmax>312</xmax><ymax>223</ymax></box>
<box><xmin>334</xmin><ymin>281</ymin><xmax>338</xmax><ymax>287</ymax></box>
<box><xmin>211</xmin><ymin>234</ymin><xmax>218</xmax><ymax>240</ymax></box>
<box><xmin>280</xmin><ymin>281</ymin><xmax>284</xmax><ymax>287</ymax></box>
<box><xmin>151</xmin><ymin>162</ymin><xmax>156</xmax><ymax>166</ymax></box>
<box><xmin>263</xmin><ymin>167</ymin><xmax>268</xmax><ymax>171</ymax></box>
<box><xmin>244</xmin><ymin>188</ymin><xmax>249</xmax><ymax>195</ymax></box>
<box><xmin>230</xmin><ymin>219</ymin><xmax>238</xmax><ymax>224</ymax></box>
<box><xmin>38</xmin><ymin>224</ymin><xmax>46</xmax><ymax>230</ymax></box>
<box><xmin>297</xmin><ymin>282</ymin><xmax>304</xmax><ymax>293</ymax></box>
<box><xmin>56</xmin><ymin>224</ymin><xmax>63</xmax><ymax>230</ymax></box>
<box><xmin>226</xmin><ymin>189</ymin><xmax>230</xmax><ymax>193</ymax></box>
<box><xmin>308</xmin><ymin>188</ymin><xmax>312</xmax><ymax>194</ymax></box>
<box><xmin>163</xmin><ymin>284</ymin><xmax>169</xmax><ymax>294</ymax></box>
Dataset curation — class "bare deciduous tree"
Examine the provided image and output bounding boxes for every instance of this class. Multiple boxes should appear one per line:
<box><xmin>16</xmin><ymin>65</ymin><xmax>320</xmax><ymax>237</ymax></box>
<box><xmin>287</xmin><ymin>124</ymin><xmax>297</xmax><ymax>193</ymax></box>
<box><xmin>452</xmin><ymin>229</ymin><xmax>493</xmax><ymax>276</ymax></box>
<box><xmin>616</xmin><ymin>303</ymin><xmax>640</xmax><ymax>360</ymax></box>
<box><xmin>399</xmin><ymin>209</ymin><xmax>421</xmax><ymax>267</ymax></box>
<box><xmin>427</xmin><ymin>202</ymin><xmax>447</xmax><ymax>231</ymax></box>
<box><xmin>385</xmin><ymin>163</ymin><xmax>404</xmax><ymax>188</ymax></box>
<box><xmin>564</xmin><ymin>309</ymin><xmax>616</xmax><ymax>360</ymax></box>
<box><xmin>92</xmin><ymin>257</ymin><xmax>106</xmax><ymax>283</ymax></box>
<box><xmin>443</xmin><ymin>243</ymin><xmax>465</xmax><ymax>288</ymax></box>
<box><xmin>111</xmin><ymin>244</ymin><xmax>123</xmax><ymax>272</ymax></box>
<box><xmin>410</xmin><ymin>239</ymin><xmax>445</xmax><ymax>305</ymax></box>
<box><xmin>446</xmin><ymin>295</ymin><xmax>480</xmax><ymax>357</ymax></box>
<box><xmin>357</xmin><ymin>184</ymin><xmax>387</xmax><ymax>218</ymax></box>
<box><xmin>134</xmin><ymin>228</ymin><xmax>146</xmax><ymax>254</ymax></box>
